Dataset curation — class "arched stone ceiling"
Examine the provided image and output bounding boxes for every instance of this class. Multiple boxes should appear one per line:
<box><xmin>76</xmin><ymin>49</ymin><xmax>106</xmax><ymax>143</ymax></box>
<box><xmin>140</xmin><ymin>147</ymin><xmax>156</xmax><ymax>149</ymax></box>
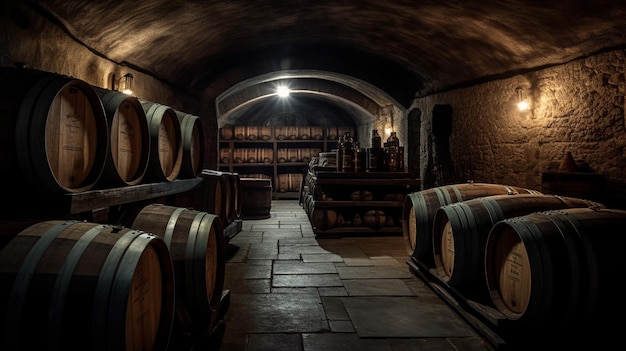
<box><xmin>26</xmin><ymin>0</ymin><xmax>626</xmax><ymax>114</ymax></box>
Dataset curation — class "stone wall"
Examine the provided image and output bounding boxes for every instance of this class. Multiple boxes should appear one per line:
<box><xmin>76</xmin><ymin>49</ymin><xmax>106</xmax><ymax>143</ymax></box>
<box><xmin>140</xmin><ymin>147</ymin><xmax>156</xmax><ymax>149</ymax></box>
<box><xmin>411</xmin><ymin>49</ymin><xmax>626</xmax><ymax>207</ymax></box>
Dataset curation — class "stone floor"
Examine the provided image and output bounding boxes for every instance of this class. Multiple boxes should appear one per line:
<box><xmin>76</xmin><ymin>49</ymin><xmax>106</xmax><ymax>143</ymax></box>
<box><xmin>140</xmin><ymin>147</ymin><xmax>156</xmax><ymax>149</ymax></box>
<box><xmin>214</xmin><ymin>199</ymin><xmax>492</xmax><ymax>351</ymax></box>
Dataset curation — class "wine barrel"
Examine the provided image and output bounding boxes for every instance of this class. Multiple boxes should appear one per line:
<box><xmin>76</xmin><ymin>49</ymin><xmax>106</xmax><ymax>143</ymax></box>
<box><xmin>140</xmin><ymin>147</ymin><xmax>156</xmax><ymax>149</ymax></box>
<box><xmin>259</xmin><ymin>126</ymin><xmax>272</xmax><ymax>140</ymax></box>
<box><xmin>240</xmin><ymin>178</ymin><xmax>272</xmax><ymax>219</ymax></box>
<box><xmin>140</xmin><ymin>100</ymin><xmax>183</xmax><ymax>182</ymax></box>
<box><xmin>215</xmin><ymin>170</ymin><xmax>238</xmax><ymax>224</ymax></box>
<box><xmin>231</xmin><ymin>172</ymin><xmax>243</xmax><ymax>220</ymax></box>
<box><xmin>95</xmin><ymin>88</ymin><xmax>150</xmax><ymax>186</ymax></box>
<box><xmin>0</xmin><ymin>67</ymin><xmax>109</xmax><ymax>194</ymax></box>
<box><xmin>0</xmin><ymin>220</ymin><xmax>175</xmax><ymax>351</ymax></box>
<box><xmin>310</xmin><ymin>208</ymin><xmax>338</xmax><ymax>230</ymax></box>
<box><xmin>219</xmin><ymin>124</ymin><xmax>234</xmax><ymax>140</ymax></box>
<box><xmin>401</xmin><ymin>182</ymin><xmax>542</xmax><ymax>267</ymax></box>
<box><xmin>175</xmin><ymin>170</ymin><xmax>228</xmax><ymax>226</ymax></box>
<box><xmin>485</xmin><ymin>207</ymin><xmax>626</xmax><ymax>325</ymax></box>
<box><xmin>234</xmin><ymin>125</ymin><xmax>246</xmax><ymax>140</ymax></box>
<box><xmin>431</xmin><ymin>194</ymin><xmax>604</xmax><ymax>291</ymax></box>
<box><xmin>131</xmin><ymin>204</ymin><xmax>226</xmax><ymax>333</ymax></box>
<box><xmin>175</xmin><ymin>111</ymin><xmax>204</xmax><ymax>178</ymax></box>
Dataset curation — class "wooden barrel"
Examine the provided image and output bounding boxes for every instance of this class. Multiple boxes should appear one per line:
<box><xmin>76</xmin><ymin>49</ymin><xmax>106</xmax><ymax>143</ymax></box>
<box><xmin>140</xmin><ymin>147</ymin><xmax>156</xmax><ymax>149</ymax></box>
<box><xmin>431</xmin><ymin>194</ymin><xmax>604</xmax><ymax>292</ymax></box>
<box><xmin>363</xmin><ymin>210</ymin><xmax>387</xmax><ymax>229</ymax></box>
<box><xmin>202</xmin><ymin>170</ymin><xmax>237</xmax><ymax>225</ymax></box>
<box><xmin>286</xmin><ymin>126</ymin><xmax>299</xmax><ymax>140</ymax></box>
<box><xmin>240</xmin><ymin>178</ymin><xmax>272</xmax><ymax>219</ymax></box>
<box><xmin>298</xmin><ymin>126</ymin><xmax>310</xmax><ymax>140</ymax></box>
<box><xmin>229</xmin><ymin>172</ymin><xmax>243</xmax><ymax>220</ymax></box>
<box><xmin>310</xmin><ymin>126</ymin><xmax>323</xmax><ymax>140</ymax></box>
<box><xmin>234</xmin><ymin>125</ymin><xmax>246</xmax><ymax>140</ymax></box>
<box><xmin>485</xmin><ymin>207</ymin><xmax>626</xmax><ymax>325</ymax></box>
<box><xmin>310</xmin><ymin>208</ymin><xmax>338</xmax><ymax>230</ymax></box>
<box><xmin>259</xmin><ymin>126</ymin><xmax>272</xmax><ymax>140</ymax></box>
<box><xmin>246</xmin><ymin>126</ymin><xmax>258</xmax><ymax>140</ymax></box>
<box><xmin>326</xmin><ymin>127</ymin><xmax>338</xmax><ymax>140</ymax></box>
<box><xmin>0</xmin><ymin>220</ymin><xmax>175</xmax><ymax>351</ymax></box>
<box><xmin>140</xmin><ymin>101</ymin><xmax>183</xmax><ymax>182</ymax></box>
<box><xmin>219</xmin><ymin>124</ymin><xmax>234</xmax><ymax>140</ymax></box>
<box><xmin>175</xmin><ymin>111</ymin><xmax>204</xmax><ymax>178</ymax></box>
<box><xmin>402</xmin><ymin>182</ymin><xmax>542</xmax><ymax>267</ymax></box>
<box><xmin>175</xmin><ymin>170</ymin><xmax>228</xmax><ymax>225</ymax></box>
<box><xmin>0</xmin><ymin>67</ymin><xmax>109</xmax><ymax>194</ymax></box>
<box><xmin>95</xmin><ymin>88</ymin><xmax>150</xmax><ymax>186</ymax></box>
<box><xmin>275</xmin><ymin>126</ymin><xmax>287</xmax><ymax>140</ymax></box>
<box><xmin>131</xmin><ymin>204</ymin><xmax>225</xmax><ymax>333</ymax></box>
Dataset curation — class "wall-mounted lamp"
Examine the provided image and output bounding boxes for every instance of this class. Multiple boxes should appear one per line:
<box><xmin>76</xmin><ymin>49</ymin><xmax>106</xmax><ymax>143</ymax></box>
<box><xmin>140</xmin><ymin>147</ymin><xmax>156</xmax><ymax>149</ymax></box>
<box><xmin>118</xmin><ymin>73</ymin><xmax>134</xmax><ymax>95</ymax></box>
<box><xmin>516</xmin><ymin>86</ymin><xmax>530</xmax><ymax>111</ymax></box>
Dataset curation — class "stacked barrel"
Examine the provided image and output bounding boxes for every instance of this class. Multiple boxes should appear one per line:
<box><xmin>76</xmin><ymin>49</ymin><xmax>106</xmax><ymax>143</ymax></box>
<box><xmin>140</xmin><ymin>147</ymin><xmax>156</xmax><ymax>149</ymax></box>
<box><xmin>0</xmin><ymin>67</ymin><xmax>234</xmax><ymax>350</ymax></box>
<box><xmin>402</xmin><ymin>182</ymin><xmax>626</xmax><ymax>336</ymax></box>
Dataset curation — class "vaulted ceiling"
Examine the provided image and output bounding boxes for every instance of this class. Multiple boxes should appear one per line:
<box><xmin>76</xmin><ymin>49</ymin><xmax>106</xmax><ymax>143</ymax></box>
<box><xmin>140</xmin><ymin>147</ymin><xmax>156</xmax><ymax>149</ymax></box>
<box><xmin>27</xmin><ymin>0</ymin><xmax>626</xmax><ymax>124</ymax></box>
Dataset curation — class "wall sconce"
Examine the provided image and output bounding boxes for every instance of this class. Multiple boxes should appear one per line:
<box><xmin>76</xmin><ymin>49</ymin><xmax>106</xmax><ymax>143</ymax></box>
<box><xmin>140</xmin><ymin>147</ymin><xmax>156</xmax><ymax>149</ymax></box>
<box><xmin>118</xmin><ymin>73</ymin><xmax>134</xmax><ymax>95</ymax></box>
<box><xmin>516</xmin><ymin>86</ymin><xmax>530</xmax><ymax>111</ymax></box>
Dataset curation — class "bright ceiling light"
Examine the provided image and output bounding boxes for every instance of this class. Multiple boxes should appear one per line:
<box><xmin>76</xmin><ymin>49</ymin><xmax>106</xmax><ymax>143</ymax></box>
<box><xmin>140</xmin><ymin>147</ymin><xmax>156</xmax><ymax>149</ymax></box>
<box><xmin>276</xmin><ymin>86</ymin><xmax>290</xmax><ymax>97</ymax></box>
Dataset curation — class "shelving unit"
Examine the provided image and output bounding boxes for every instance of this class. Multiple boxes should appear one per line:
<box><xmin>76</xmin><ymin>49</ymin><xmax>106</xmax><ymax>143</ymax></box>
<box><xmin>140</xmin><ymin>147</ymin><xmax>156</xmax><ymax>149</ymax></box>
<box><xmin>301</xmin><ymin>171</ymin><xmax>420</xmax><ymax>235</ymax></box>
<box><xmin>218</xmin><ymin>126</ymin><xmax>353</xmax><ymax>199</ymax></box>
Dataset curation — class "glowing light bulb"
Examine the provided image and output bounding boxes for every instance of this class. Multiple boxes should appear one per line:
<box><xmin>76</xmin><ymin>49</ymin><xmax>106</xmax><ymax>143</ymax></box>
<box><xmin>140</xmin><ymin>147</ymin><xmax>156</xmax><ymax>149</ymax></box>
<box><xmin>277</xmin><ymin>86</ymin><xmax>290</xmax><ymax>97</ymax></box>
<box><xmin>517</xmin><ymin>100</ymin><xmax>529</xmax><ymax>111</ymax></box>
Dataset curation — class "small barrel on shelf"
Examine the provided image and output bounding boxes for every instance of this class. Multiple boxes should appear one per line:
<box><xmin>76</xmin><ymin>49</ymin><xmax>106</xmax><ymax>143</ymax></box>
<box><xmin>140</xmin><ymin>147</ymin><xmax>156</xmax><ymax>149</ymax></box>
<box><xmin>260</xmin><ymin>148</ymin><xmax>273</xmax><ymax>164</ymax></box>
<box><xmin>326</xmin><ymin>127</ymin><xmax>338</xmax><ymax>140</ymax></box>
<box><xmin>246</xmin><ymin>125</ymin><xmax>259</xmax><ymax>140</ymax></box>
<box><xmin>220</xmin><ymin>148</ymin><xmax>231</xmax><ymax>164</ymax></box>
<box><xmin>310</xmin><ymin>126</ymin><xmax>323</xmax><ymax>140</ymax></box>
<box><xmin>234</xmin><ymin>125</ymin><xmax>246</xmax><ymax>140</ymax></box>
<box><xmin>219</xmin><ymin>124</ymin><xmax>234</xmax><ymax>139</ymax></box>
<box><xmin>275</xmin><ymin>126</ymin><xmax>287</xmax><ymax>140</ymax></box>
<box><xmin>277</xmin><ymin>148</ymin><xmax>288</xmax><ymax>163</ymax></box>
<box><xmin>286</xmin><ymin>126</ymin><xmax>299</xmax><ymax>140</ymax></box>
<box><xmin>246</xmin><ymin>148</ymin><xmax>259</xmax><ymax>163</ymax></box>
<box><xmin>259</xmin><ymin>126</ymin><xmax>272</xmax><ymax>140</ymax></box>
<box><xmin>310</xmin><ymin>208</ymin><xmax>338</xmax><ymax>230</ymax></box>
<box><xmin>298</xmin><ymin>126</ymin><xmax>310</xmax><ymax>140</ymax></box>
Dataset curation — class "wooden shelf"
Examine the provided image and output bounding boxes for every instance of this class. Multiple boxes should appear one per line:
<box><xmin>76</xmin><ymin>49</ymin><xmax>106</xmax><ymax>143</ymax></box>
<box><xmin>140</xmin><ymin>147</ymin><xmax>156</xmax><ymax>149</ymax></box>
<box><xmin>312</xmin><ymin>200</ymin><xmax>404</xmax><ymax>208</ymax></box>
<box><xmin>65</xmin><ymin>177</ymin><xmax>203</xmax><ymax>214</ymax></box>
<box><xmin>301</xmin><ymin>170</ymin><xmax>420</xmax><ymax>235</ymax></box>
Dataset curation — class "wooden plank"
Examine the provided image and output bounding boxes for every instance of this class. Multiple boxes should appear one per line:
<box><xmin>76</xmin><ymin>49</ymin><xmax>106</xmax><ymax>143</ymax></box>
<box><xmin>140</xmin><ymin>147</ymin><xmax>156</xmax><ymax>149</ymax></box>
<box><xmin>66</xmin><ymin>178</ymin><xmax>203</xmax><ymax>214</ymax></box>
<box><xmin>312</xmin><ymin>200</ymin><xmax>404</xmax><ymax>208</ymax></box>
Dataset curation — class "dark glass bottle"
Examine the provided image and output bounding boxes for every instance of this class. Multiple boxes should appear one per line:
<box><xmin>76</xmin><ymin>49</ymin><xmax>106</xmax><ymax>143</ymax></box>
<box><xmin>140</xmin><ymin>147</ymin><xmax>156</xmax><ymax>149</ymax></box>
<box><xmin>341</xmin><ymin>131</ymin><xmax>355</xmax><ymax>172</ymax></box>
<box><xmin>371</xmin><ymin>129</ymin><xmax>382</xmax><ymax>149</ymax></box>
